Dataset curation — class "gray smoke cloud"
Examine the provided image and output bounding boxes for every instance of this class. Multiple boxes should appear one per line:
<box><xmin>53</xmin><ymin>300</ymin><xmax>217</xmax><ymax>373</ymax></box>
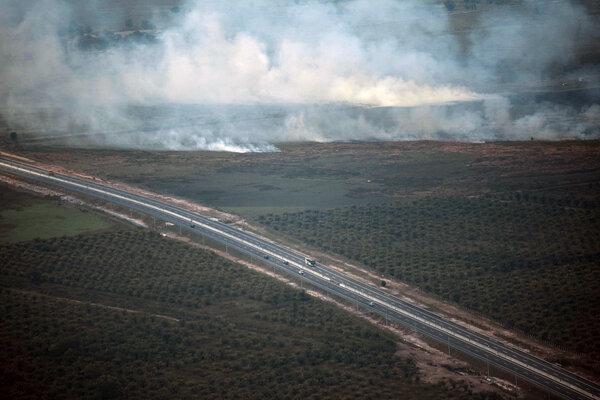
<box><xmin>0</xmin><ymin>0</ymin><xmax>598</xmax><ymax>151</ymax></box>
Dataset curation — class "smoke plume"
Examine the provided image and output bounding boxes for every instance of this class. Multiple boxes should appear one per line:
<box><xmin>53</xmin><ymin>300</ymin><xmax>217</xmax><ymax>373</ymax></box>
<box><xmin>0</xmin><ymin>0</ymin><xmax>598</xmax><ymax>151</ymax></box>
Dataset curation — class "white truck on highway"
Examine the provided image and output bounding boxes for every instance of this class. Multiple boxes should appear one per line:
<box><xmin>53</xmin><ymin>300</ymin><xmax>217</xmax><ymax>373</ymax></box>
<box><xmin>304</xmin><ymin>257</ymin><xmax>316</xmax><ymax>267</ymax></box>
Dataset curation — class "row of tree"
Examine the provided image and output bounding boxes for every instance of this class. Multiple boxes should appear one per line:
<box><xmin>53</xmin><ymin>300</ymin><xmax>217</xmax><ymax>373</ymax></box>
<box><xmin>258</xmin><ymin>191</ymin><xmax>600</xmax><ymax>359</ymax></box>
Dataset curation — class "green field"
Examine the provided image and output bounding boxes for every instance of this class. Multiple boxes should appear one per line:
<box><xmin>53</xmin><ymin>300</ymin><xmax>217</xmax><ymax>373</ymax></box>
<box><xmin>0</xmin><ymin>228</ymin><xmax>503</xmax><ymax>399</ymax></box>
<box><xmin>0</xmin><ymin>186</ymin><xmax>114</xmax><ymax>242</ymax></box>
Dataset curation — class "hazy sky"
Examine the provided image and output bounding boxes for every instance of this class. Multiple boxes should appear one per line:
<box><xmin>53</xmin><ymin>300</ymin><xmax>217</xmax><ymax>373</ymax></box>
<box><xmin>1</xmin><ymin>0</ymin><xmax>599</xmax><ymax>151</ymax></box>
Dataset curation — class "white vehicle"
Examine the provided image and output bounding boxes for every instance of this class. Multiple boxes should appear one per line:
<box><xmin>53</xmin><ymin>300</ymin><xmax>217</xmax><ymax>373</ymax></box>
<box><xmin>298</xmin><ymin>270</ymin><xmax>304</xmax><ymax>275</ymax></box>
<box><xmin>304</xmin><ymin>257</ymin><xmax>316</xmax><ymax>267</ymax></box>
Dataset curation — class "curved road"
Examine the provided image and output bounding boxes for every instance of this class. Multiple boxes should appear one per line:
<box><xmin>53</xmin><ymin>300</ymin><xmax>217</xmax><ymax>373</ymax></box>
<box><xmin>1</xmin><ymin>157</ymin><xmax>598</xmax><ymax>400</ymax></box>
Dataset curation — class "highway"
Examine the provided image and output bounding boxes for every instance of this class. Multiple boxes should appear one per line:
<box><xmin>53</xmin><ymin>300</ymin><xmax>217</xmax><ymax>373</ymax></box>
<box><xmin>1</xmin><ymin>156</ymin><xmax>599</xmax><ymax>400</ymax></box>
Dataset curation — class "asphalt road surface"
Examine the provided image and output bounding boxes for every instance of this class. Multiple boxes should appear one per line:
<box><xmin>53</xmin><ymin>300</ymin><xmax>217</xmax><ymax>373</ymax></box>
<box><xmin>1</xmin><ymin>157</ymin><xmax>599</xmax><ymax>400</ymax></box>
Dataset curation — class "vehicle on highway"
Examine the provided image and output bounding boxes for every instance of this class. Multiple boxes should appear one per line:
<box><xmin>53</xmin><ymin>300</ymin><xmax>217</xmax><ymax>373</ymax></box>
<box><xmin>304</xmin><ymin>257</ymin><xmax>316</xmax><ymax>267</ymax></box>
<box><xmin>264</xmin><ymin>255</ymin><xmax>269</xmax><ymax>259</ymax></box>
<box><xmin>369</xmin><ymin>301</ymin><xmax>374</xmax><ymax>306</ymax></box>
<box><xmin>298</xmin><ymin>270</ymin><xmax>304</xmax><ymax>275</ymax></box>
<box><xmin>48</xmin><ymin>171</ymin><xmax>55</xmax><ymax>176</ymax></box>
<box><xmin>283</xmin><ymin>260</ymin><xmax>289</xmax><ymax>265</ymax></box>
<box><xmin>190</xmin><ymin>224</ymin><xmax>195</xmax><ymax>228</ymax></box>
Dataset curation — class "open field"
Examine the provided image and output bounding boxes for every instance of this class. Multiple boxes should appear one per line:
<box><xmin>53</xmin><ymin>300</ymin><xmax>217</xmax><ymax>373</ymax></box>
<box><xmin>0</xmin><ymin>185</ymin><xmax>115</xmax><ymax>243</ymax></box>
<box><xmin>0</xmin><ymin>218</ymin><xmax>504</xmax><ymax>399</ymax></box>
<box><xmin>6</xmin><ymin>140</ymin><xmax>600</xmax><ymax>217</ymax></box>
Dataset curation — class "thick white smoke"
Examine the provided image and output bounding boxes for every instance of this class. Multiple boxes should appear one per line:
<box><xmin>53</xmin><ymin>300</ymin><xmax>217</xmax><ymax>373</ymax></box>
<box><xmin>0</xmin><ymin>0</ymin><xmax>598</xmax><ymax>151</ymax></box>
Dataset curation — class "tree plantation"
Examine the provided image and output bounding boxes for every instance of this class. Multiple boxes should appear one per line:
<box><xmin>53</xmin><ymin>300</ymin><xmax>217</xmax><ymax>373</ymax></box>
<box><xmin>0</xmin><ymin>229</ymin><xmax>502</xmax><ymax>399</ymax></box>
<box><xmin>258</xmin><ymin>190</ymin><xmax>600</xmax><ymax>369</ymax></box>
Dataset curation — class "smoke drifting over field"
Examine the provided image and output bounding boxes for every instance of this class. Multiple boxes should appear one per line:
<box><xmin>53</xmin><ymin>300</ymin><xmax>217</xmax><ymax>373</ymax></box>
<box><xmin>1</xmin><ymin>0</ymin><xmax>599</xmax><ymax>151</ymax></box>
